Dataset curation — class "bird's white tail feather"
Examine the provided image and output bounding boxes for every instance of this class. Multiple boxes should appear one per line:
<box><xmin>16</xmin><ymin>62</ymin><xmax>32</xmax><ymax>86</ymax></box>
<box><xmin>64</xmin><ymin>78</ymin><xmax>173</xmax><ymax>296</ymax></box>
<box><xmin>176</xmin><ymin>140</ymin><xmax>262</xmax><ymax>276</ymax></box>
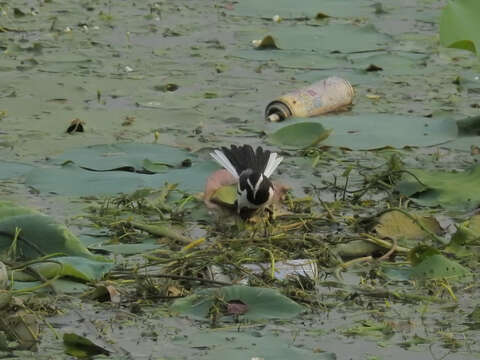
<box><xmin>263</xmin><ymin>152</ymin><xmax>283</xmax><ymax>177</ymax></box>
<box><xmin>210</xmin><ymin>150</ymin><xmax>239</xmax><ymax>178</ymax></box>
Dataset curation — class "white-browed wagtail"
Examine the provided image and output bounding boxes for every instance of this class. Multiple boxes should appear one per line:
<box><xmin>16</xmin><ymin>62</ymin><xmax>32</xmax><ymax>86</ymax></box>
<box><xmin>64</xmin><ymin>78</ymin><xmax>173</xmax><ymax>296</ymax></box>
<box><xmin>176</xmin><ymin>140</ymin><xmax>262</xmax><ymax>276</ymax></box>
<box><xmin>209</xmin><ymin>145</ymin><xmax>283</xmax><ymax>219</ymax></box>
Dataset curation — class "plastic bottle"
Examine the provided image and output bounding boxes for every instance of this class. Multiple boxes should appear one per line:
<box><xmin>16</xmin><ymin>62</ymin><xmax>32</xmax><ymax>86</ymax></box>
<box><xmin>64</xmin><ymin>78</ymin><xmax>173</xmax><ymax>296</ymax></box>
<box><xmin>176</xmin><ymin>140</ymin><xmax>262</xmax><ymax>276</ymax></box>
<box><xmin>265</xmin><ymin>76</ymin><xmax>355</xmax><ymax>122</ymax></box>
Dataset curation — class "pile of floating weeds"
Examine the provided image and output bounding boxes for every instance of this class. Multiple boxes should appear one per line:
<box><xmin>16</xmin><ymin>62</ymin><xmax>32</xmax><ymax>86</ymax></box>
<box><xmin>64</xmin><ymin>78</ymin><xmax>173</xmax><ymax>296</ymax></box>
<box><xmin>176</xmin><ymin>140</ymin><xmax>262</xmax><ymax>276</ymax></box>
<box><xmin>0</xmin><ymin>158</ymin><xmax>478</xmax><ymax>353</ymax></box>
<box><xmin>81</xmin><ymin>155</ymin><xmax>479</xmax><ymax>325</ymax></box>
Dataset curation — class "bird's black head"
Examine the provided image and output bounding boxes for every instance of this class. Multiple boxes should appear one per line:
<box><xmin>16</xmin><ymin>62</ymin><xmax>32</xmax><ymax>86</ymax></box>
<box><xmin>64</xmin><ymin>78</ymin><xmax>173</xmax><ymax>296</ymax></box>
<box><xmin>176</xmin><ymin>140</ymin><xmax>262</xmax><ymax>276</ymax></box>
<box><xmin>238</xmin><ymin>170</ymin><xmax>273</xmax><ymax>206</ymax></box>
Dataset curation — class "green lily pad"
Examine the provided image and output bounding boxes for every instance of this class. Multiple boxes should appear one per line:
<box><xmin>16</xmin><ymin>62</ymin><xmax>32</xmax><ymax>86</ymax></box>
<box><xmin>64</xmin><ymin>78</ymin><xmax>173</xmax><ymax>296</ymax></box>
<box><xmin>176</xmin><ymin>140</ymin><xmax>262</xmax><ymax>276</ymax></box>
<box><xmin>268</xmin><ymin>122</ymin><xmax>331</xmax><ymax>148</ymax></box>
<box><xmin>0</xmin><ymin>201</ymin><xmax>39</xmax><ymax>220</ymax></box>
<box><xmin>440</xmin><ymin>0</ymin><xmax>480</xmax><ymax>54</ymax></box>
<box><xmin>25</xmin><ymin>147</ymin><xmax>218</xmax><ymax>195</ymax></box>
<box><xmin>11</xmin><ymin>278</ymin><xmax>90</xmax><ymax>294</ymax></box>
<box><xmin>171</xmin><ymin>285</ymin><xmax>304</xmax><ymax>321</ymax></box>
<box><xmin>383</xmin><ymin>249</ymin><xmax>473</xmax><ymax>282</ymax></box>
<box><xmin>52</xmin><ymin>143</ymin><xmax>192</xmax><ymax>171</ymax></box>
<box><xmin>380</xmin><ymin>265</ymin><xmax>412</xmax><ymax>281</ymax></box>
<box><xmin>410</xmin><ymin>254</ymin><xmax>472</xmax><ymax>281</ymax></box>
<box><xmin>0</xmin><ymin>213</ymin><xmax>98</xmax><ymax>260</ymax></box>
<box><xmin>267</xmin><ymin>114</ymin><xmax>458</xmax><ymax>150</ymax></box>
<box><xmin>12</xmin><ymin>256</ymin><xmax>114</xmax><ymax>282</ymax></box>
<box><xmin>0</xmin><ymin>203</ymin><xmax>113</xmax><ymax>285</ymax></box>
<box><xmin>396</xmin><ymin>165</ymin><xmax>480</xmax><ymax>210</ymax></box>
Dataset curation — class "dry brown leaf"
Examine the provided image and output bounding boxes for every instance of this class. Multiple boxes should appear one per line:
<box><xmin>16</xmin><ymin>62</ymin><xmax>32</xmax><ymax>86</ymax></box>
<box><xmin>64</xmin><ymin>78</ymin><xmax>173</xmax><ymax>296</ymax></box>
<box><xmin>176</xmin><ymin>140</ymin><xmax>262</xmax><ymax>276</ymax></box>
<box><xmin>375</xmin><ymin>211</ymin><xmax>442</xmax><ymax>241</ymax></box>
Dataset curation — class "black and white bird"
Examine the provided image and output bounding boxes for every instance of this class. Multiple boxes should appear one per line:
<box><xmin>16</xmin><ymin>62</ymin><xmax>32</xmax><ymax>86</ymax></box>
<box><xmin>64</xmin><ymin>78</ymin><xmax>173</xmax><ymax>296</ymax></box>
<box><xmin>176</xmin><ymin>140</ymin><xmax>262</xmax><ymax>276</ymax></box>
<box><xmin>210</xmin><ymin>145</ymin><xmax>283</xmax><ymax>219</ymax></box>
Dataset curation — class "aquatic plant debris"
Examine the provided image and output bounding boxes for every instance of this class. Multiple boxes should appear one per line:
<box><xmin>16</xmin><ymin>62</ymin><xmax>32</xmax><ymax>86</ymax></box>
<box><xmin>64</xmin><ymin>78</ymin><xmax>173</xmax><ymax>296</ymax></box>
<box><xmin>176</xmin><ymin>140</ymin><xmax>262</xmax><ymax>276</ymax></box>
<box><xmin>63</xmin><ymin>333</ymin><xmax>111</xmax><ymax>358</ymax></box>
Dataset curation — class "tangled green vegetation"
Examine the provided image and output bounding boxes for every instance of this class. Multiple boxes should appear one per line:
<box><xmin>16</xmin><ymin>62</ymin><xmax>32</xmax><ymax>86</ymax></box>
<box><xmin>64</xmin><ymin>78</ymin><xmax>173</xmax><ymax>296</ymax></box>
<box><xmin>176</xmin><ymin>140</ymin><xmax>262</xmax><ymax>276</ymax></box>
<box><xmin>82</xmin><ymin>153</ymin><xmax>476</xmax><ymax>312</ymax></box>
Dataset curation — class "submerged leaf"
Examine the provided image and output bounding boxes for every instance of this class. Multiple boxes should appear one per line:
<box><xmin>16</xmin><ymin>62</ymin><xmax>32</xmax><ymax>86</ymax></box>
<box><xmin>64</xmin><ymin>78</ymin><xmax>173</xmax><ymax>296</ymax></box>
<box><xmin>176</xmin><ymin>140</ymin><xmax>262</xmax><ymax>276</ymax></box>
<box><xmin>343</xmin><ymin>320</ymin><xmax>394</xmax><ymax>339</ymax></box>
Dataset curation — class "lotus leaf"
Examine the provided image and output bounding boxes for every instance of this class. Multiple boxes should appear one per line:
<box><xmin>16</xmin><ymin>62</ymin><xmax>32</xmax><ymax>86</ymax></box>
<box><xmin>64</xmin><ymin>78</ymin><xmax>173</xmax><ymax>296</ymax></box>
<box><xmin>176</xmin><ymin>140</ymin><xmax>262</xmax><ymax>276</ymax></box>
<box><xmin>12</xmin><ymin>256</ymin><xmax>114</xmax><ymax>282</ymax></box>
<box><xmin>25</xmin><ymin>152</ymin><xmax>218</xmax><ymax>196</ymax></box>
<box><xmin>171</xmin><ymin>285</ymin><xmax>304</xmax><ymax>320</ymax></box>
<box><xmin>0</xmin><ymin>214</ymin><xmax>95</xmax><ymax>260</ymax></box>
<box><xmin>52</xmin><ymin>143</ymin><xmax>192</xmax><ymax>171</ymax></box>
<box><xmin>440</xmin><ymin>0</ymin><xmax>480</xmax><ymax>54</ymax></box>
<box><xmin>0</xmin><ymin>201</ymin><xmax>39</xmax><ymax>220</ymax></box>
<box><xmin>268</xmin><ymin>114</ymin><xmax>458</xmax><ymax>150</ymax></box>
<box><xmin>396</xmin><ymin>165</ymin><xmax>480</xmax><ymax>210</ymax></box>
<box><xmin>268</xmin><ymin>122</ymin><xmax>330</xmax><ymax>148</ymax></box>
<box><xmin>410</xmin><ymin>254</ymin><xmax>472</xmax><ymax>281</ymax></box>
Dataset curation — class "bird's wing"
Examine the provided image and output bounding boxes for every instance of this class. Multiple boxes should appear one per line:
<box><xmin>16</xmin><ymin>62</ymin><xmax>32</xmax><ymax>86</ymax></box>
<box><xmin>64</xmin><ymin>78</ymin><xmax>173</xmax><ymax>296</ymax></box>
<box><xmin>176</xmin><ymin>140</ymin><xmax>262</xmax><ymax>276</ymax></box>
<box><xmin>211</xmin><ymin>145</ymin><xmax>283</xmax><ymax>178</ymax></box>
<box><xmin>210</xmin><ymin>150</ymin><xmax>239</xmax><ymax>179</ymax></box>
<box><xmin>263</xmin><ymin>152</ymin><xmax>283</xmax><ymax>177</ymax></box>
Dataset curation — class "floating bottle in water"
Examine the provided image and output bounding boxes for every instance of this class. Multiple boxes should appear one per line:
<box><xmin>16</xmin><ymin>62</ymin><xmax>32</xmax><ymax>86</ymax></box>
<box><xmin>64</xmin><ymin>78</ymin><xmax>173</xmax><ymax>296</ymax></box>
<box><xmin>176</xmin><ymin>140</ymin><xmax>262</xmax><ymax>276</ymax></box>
<box><xmin>265</xmin><ymin>77</ymin><xmax>355</xmax><ymax>122</ymax></box>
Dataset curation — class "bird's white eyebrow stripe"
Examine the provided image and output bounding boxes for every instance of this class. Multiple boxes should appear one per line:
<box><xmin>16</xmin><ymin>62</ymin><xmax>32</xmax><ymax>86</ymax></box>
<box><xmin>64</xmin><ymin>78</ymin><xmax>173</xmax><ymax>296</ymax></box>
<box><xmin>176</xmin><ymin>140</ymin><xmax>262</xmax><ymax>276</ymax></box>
<box><xmin>253</xmin><ymin>174</ymin><xmax>263</xmax><ymax>197</ymax></box>
<box><xmin>246</xmin><ymin>178</ymin><xmax>254</xmax><ymax>192</ymax></box>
